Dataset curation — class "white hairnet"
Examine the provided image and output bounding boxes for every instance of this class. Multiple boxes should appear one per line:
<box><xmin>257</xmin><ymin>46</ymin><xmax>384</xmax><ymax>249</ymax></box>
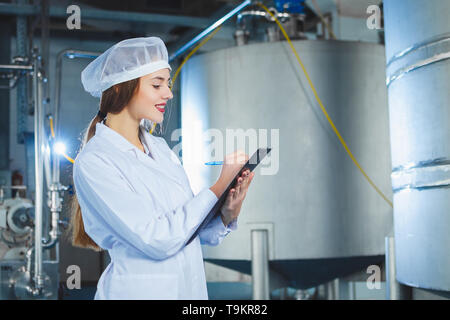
<box><xmin>81</xmin><ymin>37</ymin><xmax>172</xmax><ymax>97</ymax></box>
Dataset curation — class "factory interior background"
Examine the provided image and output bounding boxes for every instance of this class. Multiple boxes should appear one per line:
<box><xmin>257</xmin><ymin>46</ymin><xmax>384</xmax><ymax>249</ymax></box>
<box><xmin>0</xmin><ymin>0</ymin><xmax>449</xmax><ymax>300</ymax></box>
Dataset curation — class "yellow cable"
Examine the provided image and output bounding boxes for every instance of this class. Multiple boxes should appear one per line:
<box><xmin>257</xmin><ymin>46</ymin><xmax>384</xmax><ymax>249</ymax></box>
<box><xmin>63</xmin><ymin>153</ymin><xmax>75</xmax><ymax>164</ymax></box>
<box><xmin>310</xmin><ymin>0</ymin><xmax>337</xmax><ymax>40</ymax></box>
<box><xmin>172</xmin><ymin>26</ymin><xmax>222</xmax><ymax>87</ymax></box>
<box><xmin>257</xmin><ymin>2</ymin><xmax>392</xmax><ymax>208</ymax></box>
<box><xmin>150</xmin><ymin>25</ymin><xmax>223</xmax><ymax>134</ymax></box>
<box><xmin>49</xmin><ymin>116</ymin><xmax>55</xmax><ymax>138</ymax></box>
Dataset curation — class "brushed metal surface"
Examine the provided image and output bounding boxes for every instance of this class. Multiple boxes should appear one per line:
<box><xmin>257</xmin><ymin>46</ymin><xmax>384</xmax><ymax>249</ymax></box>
<box><xmin>181</xmin><ymin>39</ymin><xmax>392</xmax><ymax>285</ymax></box>
<box><xmin>384</xmin><ymin>0</ymin><xmax>450</xmax><ymax>291</ymax></box>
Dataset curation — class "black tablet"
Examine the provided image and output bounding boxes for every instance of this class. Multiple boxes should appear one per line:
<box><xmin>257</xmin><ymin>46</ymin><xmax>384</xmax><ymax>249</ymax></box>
<box><xmin>186</xmin><ymin>148</ymin><xmax>272</xmax><ymax>245</ymax></box>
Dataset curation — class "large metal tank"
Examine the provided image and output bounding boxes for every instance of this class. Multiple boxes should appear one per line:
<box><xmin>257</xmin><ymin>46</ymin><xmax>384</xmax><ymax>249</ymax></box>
<box><xmin>181</xmin><ymin>40</ymin><xmax>393</xmax><ymax>289</ymax></box>
<box><xmin>384</xmin><ymin>0</ymin><xmax>450</xmax><ymax>291</ymax></box>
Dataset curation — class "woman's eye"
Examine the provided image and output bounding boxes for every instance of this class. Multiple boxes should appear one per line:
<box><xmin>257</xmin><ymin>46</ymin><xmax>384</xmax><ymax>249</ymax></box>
<box><xmin>153</xmin><ymin>83</ymin><xmax>172</xmax><ymax>90</ymax></box>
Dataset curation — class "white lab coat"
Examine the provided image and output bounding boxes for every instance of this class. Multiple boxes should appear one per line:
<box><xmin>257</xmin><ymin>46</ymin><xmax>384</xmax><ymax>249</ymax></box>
<box><xmin>73</xmin><ymin>122</ymin><xmax>237</xmax><ymax>300</ymax></box>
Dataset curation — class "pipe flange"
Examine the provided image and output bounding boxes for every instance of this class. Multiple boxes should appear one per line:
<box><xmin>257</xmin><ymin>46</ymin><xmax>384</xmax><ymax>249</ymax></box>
<box><xmin>7</xmin><ymin>201</ymin><xmax>34</xmax><ymax>235</ymax></box>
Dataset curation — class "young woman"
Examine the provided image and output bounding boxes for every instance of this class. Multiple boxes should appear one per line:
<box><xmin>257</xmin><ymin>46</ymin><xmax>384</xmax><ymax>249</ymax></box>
<box><xmin>69</xmin><ymin>37</ymin><xmax>254</xmax><ymax>299</ymax></box>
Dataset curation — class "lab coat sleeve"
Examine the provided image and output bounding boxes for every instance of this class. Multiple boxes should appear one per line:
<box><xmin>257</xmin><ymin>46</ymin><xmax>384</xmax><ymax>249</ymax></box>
<box><xmin>199</xmin><ymin>214</ymin><xmax>237</xmax><ymax>246</ymax></box>
<box><xmin>73</xmin><ymin>153</ymin><xmax>218</xmax><ymax>260</ymax></box>
<box><xmin>156</xmin><ymin>137</ymin><xmax>238</xmax><ymax>246</ymax></box>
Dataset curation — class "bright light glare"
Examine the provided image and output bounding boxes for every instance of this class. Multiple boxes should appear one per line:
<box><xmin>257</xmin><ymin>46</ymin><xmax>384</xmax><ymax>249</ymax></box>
<box><xmin>54</xmin><ymin>142</ymin><xmax>66</xmax><ymax>155</ymax></box>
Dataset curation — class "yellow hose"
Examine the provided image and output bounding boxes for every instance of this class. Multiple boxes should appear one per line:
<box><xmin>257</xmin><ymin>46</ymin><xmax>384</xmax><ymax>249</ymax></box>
<box><xmin>256</xmin><ymin>2</ymin><xmax>393</xmax><ymax>208</ymax></box>
<box><xmin>62</xmin><ymin>153</ymin><xmax>75</xmax><ymax>163</ymax></box>
<box><xmin>172</xmin><ymin>26</ymin><xmax>223</xmax><ymax>88</ymax></box>
<box><xmin>310</xmin><ymin>0</ymin><xmax>337</xmax><ymax>40</ymax></box>
<box><xmin>49</xmin><ymin>116</ymin><xmax>55</xmax><ymax>138</ymax></box>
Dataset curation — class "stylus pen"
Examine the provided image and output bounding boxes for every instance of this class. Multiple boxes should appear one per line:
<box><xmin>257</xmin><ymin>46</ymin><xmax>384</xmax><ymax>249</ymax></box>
<box><xmin>204</xmin><ymin>161</ymin><xmax>224</xmax><ymax>165</ymax></box>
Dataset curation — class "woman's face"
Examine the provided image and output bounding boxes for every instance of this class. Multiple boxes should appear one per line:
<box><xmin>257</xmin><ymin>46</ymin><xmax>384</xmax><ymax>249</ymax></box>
<box><xmin>128</xmin><ymin>68</ymin><xmax>173</xmax><ymax>124</ymax></box>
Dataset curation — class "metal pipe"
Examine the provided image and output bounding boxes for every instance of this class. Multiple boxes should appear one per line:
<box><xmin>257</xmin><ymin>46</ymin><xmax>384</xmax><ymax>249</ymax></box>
<box><xmin>15</xmin><ymin>0</ymin><xmax>28</xmax><ymax>146</ymax></box>
<box><xmin>326</xmin><ymin>278</ymin><xmax>339</xmax><ymax>300</ymax></box>
<box><xmin>53</xmin><ymin>49</ymin><xmax>99</xmax><ymax>143</ymax></box>
<box><xmin>251</xmin><ymin>229</ymin><xmax>270</xmax><ymax>300</ymax></box>
<box><xmin>384</xmin><ymin>0</ymin><xmax>450</xmax><ymax>292</ymax></box>
<box><xmin>43</xmin><ymin>141</ymin><xmax>51</xmax><ymax>190</ymax></box>
<box><xmin>45</xmin><ymin>49</ymin><xmax>100</xmax><ymax>250</ymax></box>
<box><xmin>349</xmin><ymin>281</ymin><xmax>356</xmax><ymax>300</ymax></box>
<box><xmin>53</xmin><ymin>49</ymin><xmax>100</xmax><ymax>186</ymax></box>
<box><xmin>385</xmin><ymin>236</ymin><xmax>411</xmax><ymax>300</ymax></box>
<box><xmin>26</xmin><ymin>246</ymin><xmax>34</xmax><ymax>274</ymax></box>
<box><xmin>40</xmin><ymin>0</ymin><xmax>50</xmax><ymax>120</ymax></box>
<box><xmin>0</xmin><ymin>3</ymin><xmax>212</xmax><ymax>29</ymax></box>
<box><xmin>235</xmin><ymin>9</ymin><xmax>291</xmax><ymax>45</ymax></box>
<box><xmin>53</xmin><ymin>50</ymin><xmax>100</xmax><ymax>184</ymax></box>
<box><xmin>42</xmin><ymin>183</ymin><xmax>68</xmax><ymax>249</ymax></box>
<box><xmin>53</xmin><ymin>50</ymin><xmax>100</xmax><ymax>143</ymax></box>
<box><xmin>334</xmin><ymin>278</ymin><xmax>340</xmax><ymax>300</ymax></box>
<box><xmin>0</xmin><ymin>64</ymin><xmax>32</xmax><ymax>70</ymax></box>
<box><xmin>169</xmin><ymin>0</ymin><xmax>252</xmax><ymax>61</ymax></box>
<box><xmin>41</xmin><ymin>185</ymin><xmax>59</xmax><ymax>249</ymax></box>
<box><xmin>53</xmin><ymin>49</ymin><xmax>100</xmax><ymax>189</ymax></box>
<box><xmin>0</xmin><ymin>74</ymin><xmax>21</xmax><ymax>89</ymax></box>
<box><xmin>42</xmin><ymin>49</ymin><xmax>99</xmax><ymax>252</ymax></box>
<box><xmin>32</xmin><ymin>50</ymin><xmax>44</xmax><ymax>291</ymax></box>
<box><xmin>237</xmin><ymin>9</ymin><xmax>290</xmax><ymax>25</ymax></box>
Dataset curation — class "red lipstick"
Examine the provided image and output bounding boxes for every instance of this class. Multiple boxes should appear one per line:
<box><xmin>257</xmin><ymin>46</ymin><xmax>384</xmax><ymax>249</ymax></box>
<box><xmin>155</xmin><ymin>103</ymin><xmax>166</xmax><ymax>113</ymax></box>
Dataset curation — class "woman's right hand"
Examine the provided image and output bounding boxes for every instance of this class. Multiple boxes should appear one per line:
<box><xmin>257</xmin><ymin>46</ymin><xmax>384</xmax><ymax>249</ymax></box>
<box><xmin>210</xmin><ymin>150</ymin><xmax>249</xmax><ymax>198</ymax></box>
<box><xmin>220</xmin><ymin>168</ymin><xmax>254</xmax><ymax>226</ymax></box>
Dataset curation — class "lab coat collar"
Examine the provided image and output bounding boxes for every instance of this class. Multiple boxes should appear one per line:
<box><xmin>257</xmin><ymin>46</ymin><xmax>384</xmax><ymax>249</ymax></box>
<box><xmin>95</xmin><ymin>122</ymin><xmax>148</xmax><ymax>154</ymax></box>
<box><xmin>94</xmin><ymin>122</ymin><xmax>188</xmax><ymax>191</ymax></box>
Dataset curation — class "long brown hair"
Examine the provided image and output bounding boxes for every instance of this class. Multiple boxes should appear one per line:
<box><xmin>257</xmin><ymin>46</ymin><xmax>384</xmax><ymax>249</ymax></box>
<box><xmin>67</xmin><ymin>78</ymin><xmax>140</xmax><ymax>251</ymax></box>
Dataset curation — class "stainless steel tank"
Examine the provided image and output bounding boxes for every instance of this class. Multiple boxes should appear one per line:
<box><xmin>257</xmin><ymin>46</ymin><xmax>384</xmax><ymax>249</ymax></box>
<box><xmin>180</xmin><ymin>39</ymin><xmax>393</xmax><ymax>289</ymax></box>
<box><xmin>384</xmin><ymin>0</ymin><xmax>450</xmax><ymax>292</ymax></box>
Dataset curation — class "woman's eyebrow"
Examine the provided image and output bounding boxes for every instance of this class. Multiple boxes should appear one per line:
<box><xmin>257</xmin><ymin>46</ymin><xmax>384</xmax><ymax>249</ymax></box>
<box><xmin>151</xmin><ymin>76</ymin><xmax>171</xmax><ymax>81</ymax></box>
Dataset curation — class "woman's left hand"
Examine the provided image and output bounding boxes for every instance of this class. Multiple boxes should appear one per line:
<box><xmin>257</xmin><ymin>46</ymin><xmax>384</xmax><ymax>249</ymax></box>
<box><xmin>220</xmin><ymin>169</ymin><xmax>254</xmax><ymax>226</ymax></box>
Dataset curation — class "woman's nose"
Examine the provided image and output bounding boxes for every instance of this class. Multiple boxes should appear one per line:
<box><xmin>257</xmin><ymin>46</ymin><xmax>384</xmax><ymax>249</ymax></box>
<box><xmin>164</xmin><ymin>86</ymin><xmax>173</xmax><ymax>100</ymax></box>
